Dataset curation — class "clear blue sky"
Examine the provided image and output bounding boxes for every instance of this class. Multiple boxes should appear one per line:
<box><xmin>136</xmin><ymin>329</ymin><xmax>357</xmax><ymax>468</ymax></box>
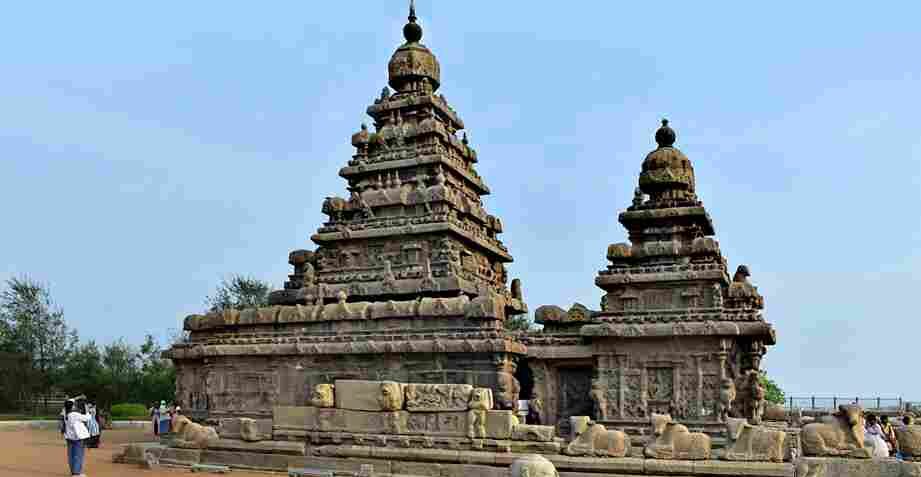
<box><xmin>1</xmin><ymin>3</ymin><xmax>919</xmax><ymax>398</ymax></box>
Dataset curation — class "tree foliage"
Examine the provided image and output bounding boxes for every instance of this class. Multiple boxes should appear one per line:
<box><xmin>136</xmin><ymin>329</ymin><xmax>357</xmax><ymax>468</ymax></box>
<box><xmin>0</xmin><ymin>276</ymin><xmax>76</xmax><ymax>411</ymax></box>
<box><xmin>205</xmin><ymin>275</ymin><xmax>271</xmax><ymax>312</ymax></box>
<box><xmin>760</xmin><ymin>373</ymin><xmax>786</xmax><ymax>405</ymax></box>
<box><xmin>505</xmin><ymin>313</ymin><xmax>539</xmax><ymax>332</ymax></box>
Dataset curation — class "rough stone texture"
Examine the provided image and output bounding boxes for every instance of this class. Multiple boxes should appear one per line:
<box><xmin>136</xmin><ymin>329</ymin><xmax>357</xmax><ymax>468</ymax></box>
<box><xmin>335</xmin><ymin>380</ymin><xmax>404</xmax><ymax>412</ymax></box>
<box><xmin>564</xmin><ymin>422</ymin><xmax>630</xmax><ymax>457</ymax></box>
<box><xmin>644</xmin><ymin>413</ymin><xmax>711</xmax><ymax>460</ymax></box>
<box><xmin>405</xmin><ymin>383</ymin><xmax>473</xmax><ymax>412</ymax></box>
<box><xmin>205</xmin><ymin>439</ymin><xmax>306</xmax><ymax>455</ymax></box>
<box><xmin>273</xmin><ymin>406</ymin><xmax>317</xmax><ymax>431</ymax></box>
<box><xmin>801</xmin><ymin>405</ymin><xmax>870</xmax><ymax>458</ymax></box>
<box><xmin>722</xmin><ymin>417</ymin><xmax>786</xmax><ymax>462</ymax></box>
<box><xmin>406</xmin><ymin>411</ymin><xmax>469</xmax><ymax>437</ymax></box>
<box><xmin>218</xmin><ymin>418</ymin><xmax>272</xmax><ymax>442</ymax></box>
<box><xmin>798</xmin><ymin>457</ymin><xmax>921</xmax><ymax>477</ymax></box>
<box><xmin>510</xmin><ymin>455</ymin><xmax>558</xmax><ymax>477</ymax></box>
<box><xmin>511</xmin><ymin>424</ymin><xmax>555</xmax><ymax>442</ymax></box>
<box><xmin>485</xmin><ymin>410</ymin><xmax>517</xmax><ymax>439</ymax></box>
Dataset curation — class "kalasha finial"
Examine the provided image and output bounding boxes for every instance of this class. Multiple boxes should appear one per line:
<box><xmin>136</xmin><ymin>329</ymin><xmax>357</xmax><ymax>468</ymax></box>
<box><xmin>403</xmin><ymin>0</ymin><xmax>423</xmax><ymax>43</ymax></box>
<box><xmin>655</xmin><ymin>118</ymin><xmax>676</xmax><ymax>148</ymax></box>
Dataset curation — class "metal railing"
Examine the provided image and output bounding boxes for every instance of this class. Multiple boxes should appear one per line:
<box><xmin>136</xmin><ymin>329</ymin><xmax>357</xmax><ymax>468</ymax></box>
<box><xmin>786</xmin><ymin>396</ymin><xmax>904</xmax><ymax>411</ymax></box>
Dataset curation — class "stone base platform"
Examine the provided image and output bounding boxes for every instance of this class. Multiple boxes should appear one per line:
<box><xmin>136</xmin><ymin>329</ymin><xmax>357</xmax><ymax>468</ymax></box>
<box><xmin>120</xmin><ymin>442</ymin><xmax>796</xmax><ymax>477</ymax></box>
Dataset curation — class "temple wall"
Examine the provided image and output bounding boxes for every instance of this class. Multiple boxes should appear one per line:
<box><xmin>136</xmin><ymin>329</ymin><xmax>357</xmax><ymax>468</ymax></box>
<box><xmin>174</xmin><ymin>351</ymin><xmax>521</xmax><ymax>423</ymax></box>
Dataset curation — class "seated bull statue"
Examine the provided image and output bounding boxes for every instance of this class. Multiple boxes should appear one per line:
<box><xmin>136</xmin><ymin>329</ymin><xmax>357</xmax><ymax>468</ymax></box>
<box><xmin>643</xmin><ymin>413</ymin><xmax>711</xmax><ymax>460</ymax></box>
<box><xmin>801</xmin><ymin>404</ymin><xmax>870</xmax><ymax>458</ymax></box>
<box><xmin>895</xmin><ymin>415</ymin><xmax>921</xmax><ymax>458</ymax></box>
<box><xmin>171</xmin><ymin>415</ymin><xmax>219</xmax><ymax>449</ymax></box>
<box><xmin>564</xmin><ymin>421</ymin><xmax>631</xmax><ymax>457</ymax></box>
<box><xmin>722</xmin><ymin>417</ymin><xmax>786</xmax><ymax>462</ymax></box>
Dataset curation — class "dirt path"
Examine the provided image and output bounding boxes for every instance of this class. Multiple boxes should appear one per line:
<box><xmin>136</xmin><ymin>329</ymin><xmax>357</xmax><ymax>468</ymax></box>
<box><xmin>0</xmin><ymin>428</ymin><xmax>276</xmax><ymax>476</ymax></box>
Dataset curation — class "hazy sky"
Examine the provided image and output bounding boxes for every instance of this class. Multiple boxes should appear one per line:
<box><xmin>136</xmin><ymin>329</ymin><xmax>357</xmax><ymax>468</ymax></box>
<box><xmin>1</xmin><ymin>2</ymin><xmax>919</xmax><ymax>399</ymax></box>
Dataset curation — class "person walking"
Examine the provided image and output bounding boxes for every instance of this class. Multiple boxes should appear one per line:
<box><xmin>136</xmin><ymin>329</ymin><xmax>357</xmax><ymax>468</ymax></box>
<box><xmin>63</xmin><ymin>398</ymin><xmax>91</xmax><ymax>476</ymax></box>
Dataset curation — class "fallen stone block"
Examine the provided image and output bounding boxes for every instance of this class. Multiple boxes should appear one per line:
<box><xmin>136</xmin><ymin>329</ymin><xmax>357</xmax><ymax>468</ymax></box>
<box><xmin>511</xmin><ymin>423</ymin><xmax>555</xmax><ymax>442</ymax></box>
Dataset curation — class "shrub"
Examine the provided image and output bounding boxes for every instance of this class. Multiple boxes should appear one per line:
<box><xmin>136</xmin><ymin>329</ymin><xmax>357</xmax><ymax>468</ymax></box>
<box><xmin>110</xmin><ymin>403</ymin><xmax>147</xmax><ymax>418</ymax></box>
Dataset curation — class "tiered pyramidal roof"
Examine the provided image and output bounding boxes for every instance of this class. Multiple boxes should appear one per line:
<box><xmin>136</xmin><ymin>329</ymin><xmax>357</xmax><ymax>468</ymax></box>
<box><xmin>269</xmin><ymin>4</ymin><xmax>526</xmax><ymax>318</ymax></box>
<box><xmin>584</xmin><ymin>120</ymin><xmax>773</xmax><ymax>349</ymax></box>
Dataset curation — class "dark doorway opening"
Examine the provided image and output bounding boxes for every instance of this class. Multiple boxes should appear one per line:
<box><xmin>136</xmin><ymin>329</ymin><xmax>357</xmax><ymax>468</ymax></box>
<box><xmin>515</xmin><ymin>358</ymin><xmax>534</xmax><ymax>400</ymax></box>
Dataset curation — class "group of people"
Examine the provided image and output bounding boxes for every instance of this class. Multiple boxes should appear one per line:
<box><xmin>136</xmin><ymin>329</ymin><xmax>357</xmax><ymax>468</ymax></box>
<box><xmin>150</xmin><ymin>400</ymin><xmax>180</xmax><ymax>435</ymax></box>
<box><xmin>864</xmin><ymin>413</ymin><xmax>911</xmax><ymax>458</ymax></box>
<box><xmin>60</xmin><ymin>395</ymin><xmax>103</xmax><ymax>477</ymax></box>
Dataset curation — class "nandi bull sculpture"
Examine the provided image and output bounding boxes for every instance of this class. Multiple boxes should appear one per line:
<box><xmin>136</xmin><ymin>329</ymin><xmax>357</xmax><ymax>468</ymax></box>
<box><xmin>643</xmin><ymin>413</ymin><xmax>711</xmax><ymax>460</ymax></box>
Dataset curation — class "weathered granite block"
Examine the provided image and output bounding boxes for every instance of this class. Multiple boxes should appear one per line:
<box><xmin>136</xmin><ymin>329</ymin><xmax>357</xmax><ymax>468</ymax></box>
<box><xmin>241</xmin><ymin>418</ymin><xmax>272</xmax><ymax>441</ymax></box>
<box><xmin>335</xmin><ymin>380</ymin><xmax>404</xmax><ymax>411</ymax></box>
<box><xmin>485</xmin><ymin>410</ymin><xmax>517</xmax><ymax>439</ymax></box>
<box><xmin>393</xmin><ymin>460</ymin><xmax>442</xmax><ymax>477</ymax></box>
<box><xmin>274</xmin><ymin>406</ymin><xmax>317</xmax><ymax>430</ymax></box>
<box><xmin>511</xmin><ymin>424</ymin><xmax>555</xmax><ymax>442</ymax></box>
<box><xmin>206</xmin><ymin>439</ymin><xmax>306</xmax><ymax>455</ymax></box>
<box><xmin>316</xmin><ymin>408</ymin><xmax>409</xmax><ymax>434</ymax></box>
<box><xmin>404</xmin><ymin>383</ymin><xmax>474</xmax><ymax>412</ymax></box>
<box><xmin>406</xmin><ymin>411</ymin><xmax>469</xmax><ymax>437</ymax></box>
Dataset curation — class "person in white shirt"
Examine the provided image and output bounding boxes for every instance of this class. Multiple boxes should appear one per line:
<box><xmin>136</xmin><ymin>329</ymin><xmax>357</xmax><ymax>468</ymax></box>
<box><xmin>63</xmin><ymin>399</ymin><xmax>91</xmax><ymax>476</ymax></box>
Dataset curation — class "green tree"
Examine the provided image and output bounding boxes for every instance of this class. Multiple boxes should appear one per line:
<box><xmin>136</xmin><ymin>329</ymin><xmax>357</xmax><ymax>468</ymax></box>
<box><xmin>205</xmin><ymin>275</ymin><xmax>271</xmax><ymax>312</ymax></box>
<box><xmin>760</xmin><ymin>374</ymin><xmax>785</xmax><ymax>405</ymax></box>
<box><xmin>137</xmin><ymin>334</ymin><xmax>176</xmax><ymax>404</ymax></box>
<box><xmin>505</xmin><ymin>314</ymin><xmax>539</xmax><ymax>332</ymax></box>
<box><xmin>0</xmin><ymin>276</ymin><xmax>76</xmax><ymax>413</ymax></box>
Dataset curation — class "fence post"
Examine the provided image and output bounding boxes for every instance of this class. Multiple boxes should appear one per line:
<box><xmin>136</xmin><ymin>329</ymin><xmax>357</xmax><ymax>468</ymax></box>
<box><xmin>833</xmin><ymin>397</ymin><xmax>837</xmax><ymax>409</ymax></box>
<box><xmin>811</xmin><ymin>396</ymin><xmax>815</xmax><ymax>409</ymax></box>
<box><xmin>789</xmin><ymin>397</ymin><xmax>793</xmax><ymax>410</ymax></box>
<box><xmin>877</xmin><ymin>397</ymin><xmax>881</xmax><ymax>409</ymax></box>
<box><xmin>856</xmin><ymin>397</ymin><xmax>859</xmax><ymax>406</ymax></box>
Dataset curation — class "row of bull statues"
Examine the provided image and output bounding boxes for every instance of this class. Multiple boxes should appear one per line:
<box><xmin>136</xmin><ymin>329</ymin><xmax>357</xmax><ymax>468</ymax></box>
<box><xmin>163</xmin><ymin>381</ymin><xmax>921</xmax><ymax>465</ymax></box>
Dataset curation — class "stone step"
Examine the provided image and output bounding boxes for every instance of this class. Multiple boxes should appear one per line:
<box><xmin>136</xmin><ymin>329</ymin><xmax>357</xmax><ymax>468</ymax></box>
<box><xmin>191</xmin><ymin>463</ymin><xmax>232</xmax><ymax>474</ymax></box>
<box><xmin>288</xmin><ymin>468</ymin><xmax>333</xmax><ymax>477</ymax></box>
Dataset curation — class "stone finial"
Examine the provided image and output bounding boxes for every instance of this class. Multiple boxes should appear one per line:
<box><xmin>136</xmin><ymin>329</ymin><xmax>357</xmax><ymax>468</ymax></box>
<box><xmin>733</xmin><ymin>265</ymin><xmax>751</xmax><ymax>283</ymax></box>
<box><xmin>403</xmin><ymin>0</ymin><xmax>423</xmax><ymax>43</ymax></box>
<box><xmin>655</xmin><ymin>119</ymin><xmax>676</xmax><ymax>148</ymax></box>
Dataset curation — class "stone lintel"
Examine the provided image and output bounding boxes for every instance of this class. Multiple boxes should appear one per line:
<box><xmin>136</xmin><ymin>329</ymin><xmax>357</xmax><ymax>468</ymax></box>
<box><xmin>524</xmin><ymin>345</ymin><xmax>593</xmax><ymax>360</ymax></box>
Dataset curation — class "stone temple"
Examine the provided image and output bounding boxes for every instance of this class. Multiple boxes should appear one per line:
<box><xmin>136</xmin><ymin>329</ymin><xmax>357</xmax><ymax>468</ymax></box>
<box><xmin>168</xmin><ymin>3</ymin><xmax>776</xmax><ymax>438</ymax></box>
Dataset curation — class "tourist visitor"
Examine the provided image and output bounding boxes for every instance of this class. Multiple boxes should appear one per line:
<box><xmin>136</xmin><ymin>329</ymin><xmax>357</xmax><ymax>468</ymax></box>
<box><xmin>881</xmin><ymin>415</ymin><xmax>898</xmax><ymax>456</ymax></box>
<box><xmin>158</xmin><ymin>400</ymin><xmax>170</xmax><ymax>434</ymax></box>
<box><xmin>63</xmin><ymin>398</ymin><xmax>91</xmax><ymax>476</ymax></box>
<box><xmin>865</xmin><ymin>413</ymin><xmax>890</xmax><ymax>457</ymax></box>
<box><xmin>85</xmin><ymin>401</ymin><xmax>101</xmax><ymax>448</ymax></box>
<box><xmin>150</xmin><ymin>402</ymin><xmax>159</xmax><ymax>436</ymax></box>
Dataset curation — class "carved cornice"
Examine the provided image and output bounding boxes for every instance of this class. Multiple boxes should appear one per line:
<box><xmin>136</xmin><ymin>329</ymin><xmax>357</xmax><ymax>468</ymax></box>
<box><xmin>340</xmin><ymin>153</ymin><xmax>489</xmax><ymax>195</ymax></box>
<box><xmin>311</xmin><ymin>221</ymin><xmax>513</xmax><ymax>262</ymax></box>
<box><xmin>167</xmin><ymin>337</ymin><xmax>527</xmax><ymax>360</ymax></box>
<box><xmin>580</xmin><ymin>321</ymin><xmax>776</xmax><ymax>344</ymax></box>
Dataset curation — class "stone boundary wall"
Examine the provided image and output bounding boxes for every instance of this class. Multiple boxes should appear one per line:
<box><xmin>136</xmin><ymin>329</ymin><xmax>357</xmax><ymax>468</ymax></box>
<box><xmin>0</xmin><ymin>420</ymin><xmax>149</xmax><ymax>431</ymax></box>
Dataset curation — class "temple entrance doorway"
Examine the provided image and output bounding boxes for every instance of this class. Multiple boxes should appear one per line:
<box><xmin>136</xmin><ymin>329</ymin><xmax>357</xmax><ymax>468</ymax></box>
<box><xmin>514</xmin><ymin>358</ymin><xmax>534</xmax><ymax>401</ymax></box>
<box><xmin>557</xmin><ymin>366</ymin><xmax>593</xmax><ymax>435</ymax></box>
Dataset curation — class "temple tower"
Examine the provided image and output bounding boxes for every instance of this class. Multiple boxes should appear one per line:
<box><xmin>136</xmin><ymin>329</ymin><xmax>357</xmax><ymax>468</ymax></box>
<box><xmin>170</xmin><ymin>4</ymin><xmax>528</xmax><ymax>421</ymax></box>
<box><xmin>531</xmin><ymin>121</ymin><xmax>775</xmax><ymax>433</ymax></box>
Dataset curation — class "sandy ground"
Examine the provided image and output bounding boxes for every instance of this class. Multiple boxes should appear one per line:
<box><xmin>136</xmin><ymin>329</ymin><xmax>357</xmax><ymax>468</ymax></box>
<box><xmin>0</xmin><ymin>427</ymin><xmax>277</xmax><ymax>476</ymax></box>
